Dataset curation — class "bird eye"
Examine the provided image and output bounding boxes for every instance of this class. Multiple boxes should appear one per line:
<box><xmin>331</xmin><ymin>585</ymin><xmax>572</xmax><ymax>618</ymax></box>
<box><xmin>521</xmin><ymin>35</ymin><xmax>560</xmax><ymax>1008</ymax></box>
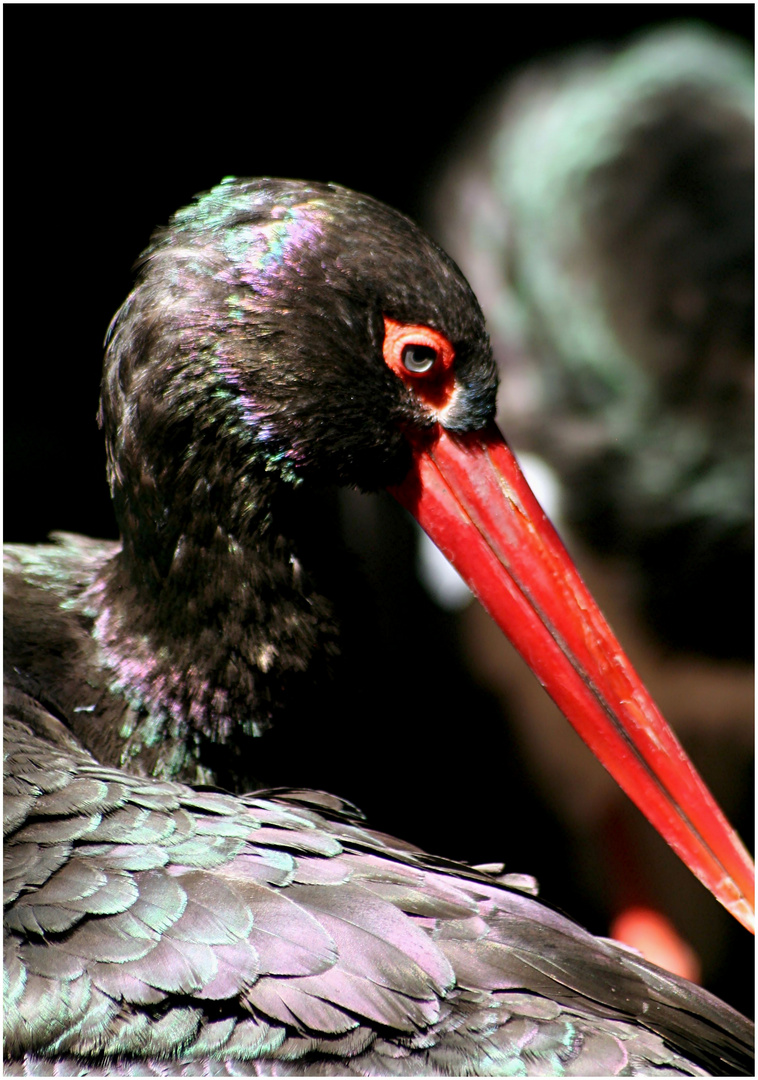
<box><xmin>382</xmin><ymin>316</ymin><xmax>456</xmax><ymax>384</ymax></box>
<box><xmin>402</xmin><ymin>343</ymin><xmax>437</xmax><ymax>374</ymax></box>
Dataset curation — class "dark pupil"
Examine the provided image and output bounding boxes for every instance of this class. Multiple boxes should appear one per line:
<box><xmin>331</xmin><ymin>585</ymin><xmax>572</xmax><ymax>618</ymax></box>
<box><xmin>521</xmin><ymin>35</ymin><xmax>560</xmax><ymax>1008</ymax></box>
<box><xmin>402</xmin><ymin>344</ymin><xmax>436</xmax><ymax>372</ymax></box>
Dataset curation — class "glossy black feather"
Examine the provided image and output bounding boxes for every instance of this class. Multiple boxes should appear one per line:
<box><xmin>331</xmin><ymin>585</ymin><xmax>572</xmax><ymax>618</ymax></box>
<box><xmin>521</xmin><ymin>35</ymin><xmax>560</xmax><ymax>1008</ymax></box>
<box><xmin>5</xmin><ymin>711</ymin><xmax>753</xmax><ymax>1075</ymax></box>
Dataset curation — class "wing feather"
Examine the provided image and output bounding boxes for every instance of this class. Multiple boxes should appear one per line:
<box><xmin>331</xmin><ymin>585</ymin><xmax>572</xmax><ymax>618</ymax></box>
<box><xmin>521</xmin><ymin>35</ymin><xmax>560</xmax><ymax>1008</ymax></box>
<box><xmin>4</xmin><ymin>714</ymin><xmax>753</xmax><ymax>1075</ymax></box>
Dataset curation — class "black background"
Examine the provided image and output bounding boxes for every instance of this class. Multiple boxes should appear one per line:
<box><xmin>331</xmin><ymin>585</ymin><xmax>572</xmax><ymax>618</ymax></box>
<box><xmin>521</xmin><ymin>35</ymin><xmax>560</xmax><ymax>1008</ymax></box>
<box><xmin>5</xmin><ymin>4</ymin><xmax>753</xmax><ymax>543</ymax></box>
<box><xmin>4</xmin><ymin>3</ymin><xmax>754</xmax><ymax>1017</ymax></box>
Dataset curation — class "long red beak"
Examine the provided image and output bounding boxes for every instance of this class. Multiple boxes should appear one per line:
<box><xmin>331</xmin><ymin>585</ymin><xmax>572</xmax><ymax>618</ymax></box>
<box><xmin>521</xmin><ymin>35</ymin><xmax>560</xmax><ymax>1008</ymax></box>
<box><xmin>389</xmin><ymin>422</ymin><xmax>755</xmax><ymax>933</ymax></box>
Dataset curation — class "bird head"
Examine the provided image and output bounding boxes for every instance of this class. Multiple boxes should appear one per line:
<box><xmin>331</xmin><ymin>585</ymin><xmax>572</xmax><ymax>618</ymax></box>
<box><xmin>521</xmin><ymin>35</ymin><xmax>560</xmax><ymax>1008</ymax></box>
<box><xmin>100</xmin><ymin>178</ymin><xmax>497</xmax><ymax>513</ymax></box>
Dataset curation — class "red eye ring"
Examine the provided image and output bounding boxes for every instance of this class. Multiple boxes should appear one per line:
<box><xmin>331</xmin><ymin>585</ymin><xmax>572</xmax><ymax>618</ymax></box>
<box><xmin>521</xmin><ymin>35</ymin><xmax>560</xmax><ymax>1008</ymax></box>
<box><xmin>382</xmin><ymin>316</ymin><xmax>456</xmax><ymax>381</ymax></box>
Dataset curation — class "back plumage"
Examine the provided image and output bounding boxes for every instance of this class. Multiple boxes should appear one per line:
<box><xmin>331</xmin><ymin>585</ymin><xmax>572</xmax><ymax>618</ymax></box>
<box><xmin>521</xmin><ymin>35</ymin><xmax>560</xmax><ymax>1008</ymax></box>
<box><xmin>5</xmin><ymin>706</ymin><xmax>753</xmax><ymax>1075</ymax></box>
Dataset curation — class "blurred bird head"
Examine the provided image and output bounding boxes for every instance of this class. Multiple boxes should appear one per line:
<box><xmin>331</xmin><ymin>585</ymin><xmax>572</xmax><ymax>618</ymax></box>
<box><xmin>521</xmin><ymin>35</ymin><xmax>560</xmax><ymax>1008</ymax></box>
<box><xmin>431</xmin><ymin>24</ymin><xmax>754</xmax><ymax>660</ymax></box>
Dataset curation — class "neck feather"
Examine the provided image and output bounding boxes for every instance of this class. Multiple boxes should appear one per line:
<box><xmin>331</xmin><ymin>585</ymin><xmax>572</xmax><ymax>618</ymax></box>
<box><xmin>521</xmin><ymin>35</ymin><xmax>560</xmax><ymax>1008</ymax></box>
<box><xmin>84</xmin><ymin>474</ymin><xmax>339</xmax><ymax>789</ymax></box>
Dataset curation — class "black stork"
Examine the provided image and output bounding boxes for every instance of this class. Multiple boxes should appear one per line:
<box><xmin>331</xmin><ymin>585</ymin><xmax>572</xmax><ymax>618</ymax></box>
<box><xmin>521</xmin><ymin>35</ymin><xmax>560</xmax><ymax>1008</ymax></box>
<box><xmin>4</xmin><ymin>178</ymin><xmax>754</xmax><ymax>1075</ymax></box>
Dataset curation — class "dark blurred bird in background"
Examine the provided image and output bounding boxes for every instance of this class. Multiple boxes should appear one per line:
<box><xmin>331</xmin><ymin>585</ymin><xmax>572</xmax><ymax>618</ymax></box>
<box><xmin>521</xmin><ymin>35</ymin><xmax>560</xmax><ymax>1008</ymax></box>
<box><xmin>426</xmin><ymin>23</ymin><xmax>753</xmax><ymax>1002</ymax></box>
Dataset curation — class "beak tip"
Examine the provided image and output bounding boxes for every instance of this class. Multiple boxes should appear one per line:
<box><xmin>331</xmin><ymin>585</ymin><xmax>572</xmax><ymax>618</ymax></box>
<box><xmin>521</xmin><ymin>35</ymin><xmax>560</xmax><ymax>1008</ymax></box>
<box><xmin>727</xmin><ymin>897</ymin><xmax>755</xmax><ymax>936</ymax></box>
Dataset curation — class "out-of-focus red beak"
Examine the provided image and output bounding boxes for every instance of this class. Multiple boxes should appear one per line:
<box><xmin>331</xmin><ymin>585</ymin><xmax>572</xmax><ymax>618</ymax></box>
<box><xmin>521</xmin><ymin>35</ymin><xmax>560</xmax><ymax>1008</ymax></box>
<box><xmin>389</xmin><ymin>422</ymin><xmax>755</xmax><ymax>933</ymax></box>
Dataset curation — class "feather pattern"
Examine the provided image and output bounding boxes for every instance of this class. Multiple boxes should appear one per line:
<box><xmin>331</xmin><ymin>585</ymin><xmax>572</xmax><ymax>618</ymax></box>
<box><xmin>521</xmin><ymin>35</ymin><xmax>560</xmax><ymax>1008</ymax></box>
<box><xmin>4</xmin><ymin>712</ymin><xmax>752</xmax><ymax>1075</ymax></box>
